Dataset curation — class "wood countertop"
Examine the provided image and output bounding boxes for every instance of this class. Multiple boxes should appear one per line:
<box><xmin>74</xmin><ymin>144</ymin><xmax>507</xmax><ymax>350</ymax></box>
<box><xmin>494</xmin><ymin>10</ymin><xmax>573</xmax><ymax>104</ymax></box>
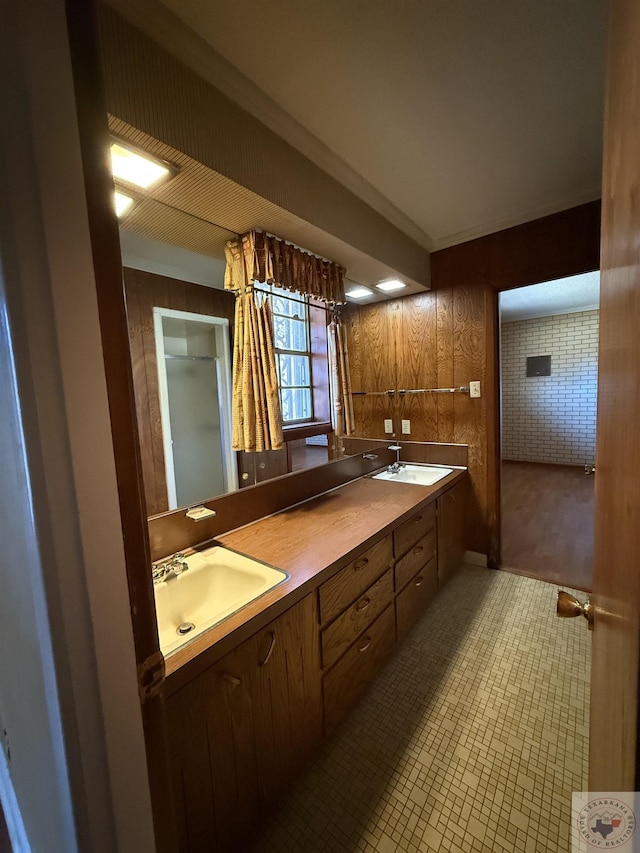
<box><xmin>164</xmin><ymin>466</ymin><xmax>466</xmax><ymax>691</ymax></box>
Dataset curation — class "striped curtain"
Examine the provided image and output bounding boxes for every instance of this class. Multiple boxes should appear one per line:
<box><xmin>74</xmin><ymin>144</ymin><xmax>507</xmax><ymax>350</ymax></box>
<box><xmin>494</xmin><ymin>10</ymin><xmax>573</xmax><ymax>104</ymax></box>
<box><xmin>328</xmin><ymin>317</ymin><xmax>355</xmax><ymax>436</ymax></box>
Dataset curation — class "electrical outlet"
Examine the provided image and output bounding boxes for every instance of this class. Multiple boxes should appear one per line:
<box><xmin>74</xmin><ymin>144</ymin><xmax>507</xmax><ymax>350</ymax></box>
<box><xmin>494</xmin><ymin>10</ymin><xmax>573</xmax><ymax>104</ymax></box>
<box><xmin>402</xmin><ymin>419</ymin><xmax>411</xmax><ymax>434</ymax></box>
<box><xmin>384</xmin><ymin>419</ymin><xmax>393</xmax><ymax>434</ymax></box>
<box><xmin>469</xmin><ymin>381</ymin><xmax>481</xmax><ymax>398</ymax></box>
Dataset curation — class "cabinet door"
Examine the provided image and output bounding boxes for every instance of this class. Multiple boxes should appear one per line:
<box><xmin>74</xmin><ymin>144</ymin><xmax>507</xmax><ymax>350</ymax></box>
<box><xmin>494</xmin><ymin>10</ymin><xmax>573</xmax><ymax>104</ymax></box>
<box><xmin>167</xmin><ymin>594</ymin><xmax>322</xmax><ymax>852</ymax></box>
<box><xmin>251</xmin><ymin>594</ymin><xmax>323</xmax><ymax>807</ymax></box>
<box><xmin>396</xmin><ymin>558</ymin><xmax>438</xmax><ymax>641</ymax></box>
<box><xmin>167</xmin><ymin>640</ymin><xmax>259</xmax><ymax>852</ymax></box>
<box><xmin>437</xmin><ymin>481</ymin><xmax>466</xmax><ymax>586</ymax></box>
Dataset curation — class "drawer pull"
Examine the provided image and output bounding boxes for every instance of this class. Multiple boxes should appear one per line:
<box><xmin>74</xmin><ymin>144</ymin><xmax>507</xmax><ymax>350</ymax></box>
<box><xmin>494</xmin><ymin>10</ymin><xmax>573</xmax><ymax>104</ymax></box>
<box><xmin>412</xmin><ymin>545</ymin><xmax>424</xmax><ymax>556</ymax></box>
<box><xmin>258</xmin><ymin>631</ymin><xmax>277</xmax><ymax>667</ymax></box>
<box><xmin>357</xmin><ymin>637</ymin><xmax>372</xmax><ymax>653</ymax></box>
<box><xmin>354</xmin><ymin>557</ymin><xmax>369</xmax><ymax>571</ymax></box>
<box><xmin>221</xmin><ymin>673</ymin><xmax>241</xmax><ymax>687</ymax></box>
<box><xmin>415</xmin><ymin>576</ymin><xmax>424</xmax><ymax>587</ymax></box>
<box><xmin>413</xmin><ymin>515</ymin><xmax>423</xmax><ymax>524</ymax></box>
<box><xmin>355</xmin><ymin>596</ymin><xmax>371</xmax><ymax>613</ymax></box>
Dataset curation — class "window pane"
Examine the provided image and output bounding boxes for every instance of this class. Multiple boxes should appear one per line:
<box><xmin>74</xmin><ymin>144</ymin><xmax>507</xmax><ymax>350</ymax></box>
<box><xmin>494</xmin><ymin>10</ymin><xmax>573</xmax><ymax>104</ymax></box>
<box><xmin>277</xmin><ymin>354</ymin><xmax>310</xmax><ymax>387</ymax></box>
<box><xmin>273</xmin><ymin>316</ymin><xmax>307</xmax><ymax>352</ymax></box>
<box><xmin>280</xmin><ymin>388</ymin><xmax>312</xmax><ymax>423</ymax></box>
<box><xmin>271</xmin><ymin>295</ymin><xmax>302</xmax><ymax>318</ymax></box>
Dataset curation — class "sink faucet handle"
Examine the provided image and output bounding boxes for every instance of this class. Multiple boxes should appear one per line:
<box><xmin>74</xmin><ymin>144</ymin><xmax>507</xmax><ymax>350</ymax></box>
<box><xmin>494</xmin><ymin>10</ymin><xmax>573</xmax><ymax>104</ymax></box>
<box><xmin>171</xmin><ymin>553</ymin><xmax>189</xmax><ymax>573</ymax></box>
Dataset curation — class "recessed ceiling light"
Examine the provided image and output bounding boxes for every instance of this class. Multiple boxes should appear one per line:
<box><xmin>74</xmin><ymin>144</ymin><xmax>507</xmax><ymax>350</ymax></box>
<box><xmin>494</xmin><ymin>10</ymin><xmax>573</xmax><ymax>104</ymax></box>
<box><xmin>110</xmin><ymin>141</ymin><xmax>171</xmax><ymax>189</ymax></box>
<box><xmin>346</xmin><ymin>286</ymin><xmax>374</xmax><ymax>300</ymax></box>
<box><xmin>114</xmin><ymin>191</ymin><xmax>134</xmax><ymax>218</ymax></box>
<box><xmin>376</xmin><ymin>279</ymin><xmax>406</xmax><ymax>292</ymax></box>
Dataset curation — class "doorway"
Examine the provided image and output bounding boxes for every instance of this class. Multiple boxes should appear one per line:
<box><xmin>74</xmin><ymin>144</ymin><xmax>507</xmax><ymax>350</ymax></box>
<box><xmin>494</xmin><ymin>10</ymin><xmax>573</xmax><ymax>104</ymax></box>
<box><xmin>498</xmin><ymin>272</ymin><xmax>599</xmax><ymax>592</ymax></box>
<box><xmin>153</xmin><ymin>308</ymin><xmax>237</xmax><ymax>509</ymax></box>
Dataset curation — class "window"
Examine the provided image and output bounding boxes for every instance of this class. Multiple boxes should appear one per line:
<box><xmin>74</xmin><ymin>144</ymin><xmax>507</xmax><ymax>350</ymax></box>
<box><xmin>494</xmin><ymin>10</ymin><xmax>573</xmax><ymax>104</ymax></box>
<box><xmin>267</xmin><ymin>285</ymin><xmax>313</xmax><ymax>423</ymax></box>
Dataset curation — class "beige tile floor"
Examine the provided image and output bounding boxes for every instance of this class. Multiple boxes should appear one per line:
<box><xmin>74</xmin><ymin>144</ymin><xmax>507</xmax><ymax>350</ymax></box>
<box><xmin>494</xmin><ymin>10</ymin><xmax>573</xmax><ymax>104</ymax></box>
<box><xmin>250</xmin><ymin>565</ymin><xmax>591</xmax><ymax>853</ymax></box>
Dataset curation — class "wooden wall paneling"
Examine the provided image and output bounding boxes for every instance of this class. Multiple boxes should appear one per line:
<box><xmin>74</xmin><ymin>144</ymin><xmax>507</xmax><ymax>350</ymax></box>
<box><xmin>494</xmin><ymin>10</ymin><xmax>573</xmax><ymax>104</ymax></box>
<box><xmin>141</xmin><ymin>275</ymin><xmax>168</xmax><ymax>514</ymax></box>
<box><xmin>452</xmin><ymin>285</ymin><xmax>488</xmax><ymax>554</ymax></box>
<box><xmin>398</xmin><ymin>292</ymin><xmax>438</xmax><ymax>441</ymax></box>
<box><xmin>435</xmin><ymin>288</ymin><xmax>455</xmax><ymax>443</ymax></box>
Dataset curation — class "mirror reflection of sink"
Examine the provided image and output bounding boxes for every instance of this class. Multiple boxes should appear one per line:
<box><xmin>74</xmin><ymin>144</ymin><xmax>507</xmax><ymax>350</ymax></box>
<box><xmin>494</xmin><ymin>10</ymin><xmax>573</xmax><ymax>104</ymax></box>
<box><xmin>154</xmin><ymin>547</ymin><xmax>288</xmax><ymax>655</ymax></box>
<box><xmin>372</xmin><ymin>464</ymin><xmax>454</xmax><ymax>486</ymax></box>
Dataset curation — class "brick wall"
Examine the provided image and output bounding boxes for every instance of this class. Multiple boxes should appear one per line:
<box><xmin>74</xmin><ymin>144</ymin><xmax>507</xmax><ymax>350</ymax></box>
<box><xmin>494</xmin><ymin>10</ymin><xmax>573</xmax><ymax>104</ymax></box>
<box><xmin>501</xmin><ymin>310</ymin><xmax>599</xmax><ymax>466</ymax></box>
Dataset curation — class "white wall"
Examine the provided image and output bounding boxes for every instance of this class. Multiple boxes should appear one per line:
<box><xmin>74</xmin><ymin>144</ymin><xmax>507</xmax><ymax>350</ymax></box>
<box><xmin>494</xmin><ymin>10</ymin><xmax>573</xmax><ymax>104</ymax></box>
<box><xmin>501</xmin><ymin>310</ymin><xmax>599</xmax><ymax>466</ymax></box>
<box><xmin>0</xmin><ymin>0</ymin><xmax>155</xmax><ymax>849</ymax></box>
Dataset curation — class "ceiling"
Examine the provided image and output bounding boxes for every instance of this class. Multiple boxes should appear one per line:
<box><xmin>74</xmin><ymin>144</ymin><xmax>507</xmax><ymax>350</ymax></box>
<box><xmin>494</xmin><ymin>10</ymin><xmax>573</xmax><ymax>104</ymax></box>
<box><xmin>153</xmin><ymin>0</ymin><xmax>608</xmax><ymax>252</ymax></box>
<box><xmin>499</xmin><ymin>271</ymin><xmax>600</xmax><ymax>322</ymax></box>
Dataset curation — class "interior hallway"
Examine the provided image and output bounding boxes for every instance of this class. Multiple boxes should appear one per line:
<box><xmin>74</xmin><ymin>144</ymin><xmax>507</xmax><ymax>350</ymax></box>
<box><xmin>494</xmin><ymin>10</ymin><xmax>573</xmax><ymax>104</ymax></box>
<box><xmin>249</xmin><ymin>566</ymin><xmax>590</xmax><ymax>853</ymax></box>
<box><xmin>501</xmin><ymin>461</ymin><xmax>595</xmax><ymax>592</ymax></box>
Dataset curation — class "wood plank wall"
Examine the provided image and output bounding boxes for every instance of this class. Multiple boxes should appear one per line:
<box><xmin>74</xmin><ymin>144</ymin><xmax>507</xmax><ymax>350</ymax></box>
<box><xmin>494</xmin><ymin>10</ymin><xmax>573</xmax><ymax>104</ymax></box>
<box><xmin>123</xmin><ymin>267</ymin><xmax>235</xmax><ymax>516</ymax></box>
<box><xmin>346</xmin><ymin>201</ymin><xmax>601</xmax><ymax>562</ymax></box>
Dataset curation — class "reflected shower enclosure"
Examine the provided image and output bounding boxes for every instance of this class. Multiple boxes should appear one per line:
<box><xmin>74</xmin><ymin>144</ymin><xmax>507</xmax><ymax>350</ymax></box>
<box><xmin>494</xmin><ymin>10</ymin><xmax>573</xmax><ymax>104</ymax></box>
<box><xmin>153</xmin><ymin>308</ymin><xmax>237</xmax><ymax>508</ymax></box>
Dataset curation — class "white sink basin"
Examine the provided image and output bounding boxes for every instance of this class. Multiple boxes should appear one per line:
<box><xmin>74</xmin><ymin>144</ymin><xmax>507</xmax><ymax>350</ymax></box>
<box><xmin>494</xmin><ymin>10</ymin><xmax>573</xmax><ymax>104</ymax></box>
<box><xmin>372</xmin><ymin>464</ymin><xmax>453</xmax><ymax>486</ymax></box>
<box><xmin>154</xmin><ymin>547</ymin><xmax>288</xmax><ymax>655</ymax></box>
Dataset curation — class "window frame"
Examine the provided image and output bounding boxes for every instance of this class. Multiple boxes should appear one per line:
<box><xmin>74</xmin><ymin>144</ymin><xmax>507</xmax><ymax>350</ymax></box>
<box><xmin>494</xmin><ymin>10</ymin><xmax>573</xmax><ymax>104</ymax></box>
<box><xmin>262</xmin><ymin>285</ymin><xmax>332</xmax><ymax>440</ymax></box>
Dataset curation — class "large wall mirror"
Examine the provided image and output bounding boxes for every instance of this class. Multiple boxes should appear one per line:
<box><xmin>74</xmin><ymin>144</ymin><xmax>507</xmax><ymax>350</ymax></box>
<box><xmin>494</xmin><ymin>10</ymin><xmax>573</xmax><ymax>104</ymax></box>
<box><xmin>112</xmin><ymin>124</ymin><xmax>378</xmax><ymax>519</ymax></box>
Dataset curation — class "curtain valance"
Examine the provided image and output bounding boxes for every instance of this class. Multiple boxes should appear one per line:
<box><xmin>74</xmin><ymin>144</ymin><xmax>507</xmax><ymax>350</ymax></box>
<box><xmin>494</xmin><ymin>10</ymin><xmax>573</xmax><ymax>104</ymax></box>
<box><xmin>224</xmin><ymin>230</ymin><xmax>346</xmax><ymax>304</ymax></box>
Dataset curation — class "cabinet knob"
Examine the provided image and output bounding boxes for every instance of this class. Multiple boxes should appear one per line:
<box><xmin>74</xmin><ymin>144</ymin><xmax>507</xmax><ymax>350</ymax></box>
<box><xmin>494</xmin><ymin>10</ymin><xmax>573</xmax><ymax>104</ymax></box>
<box><xmin>242</xmin><ymin>472</ymin><xmax>250</xmax><ymax>481</ymax></box>
<box><xmin>259</xmin><ymin>462</ymin><xmax>266</xmax><ymax>470</ymax></box>
<box><xmin>412</xmin><ymin>545</ymin><xmax>424</xmax><ymax>556</ymax></box>
<box><xmin>415</xmin><ymin>576</ymin><xmax>424</xmax><ymax>587</ymax></box>
<box><xmin>221</xmin><ymin>673</ymin><xmax>241</xmax><ymax>687</ymax></box>
<box><xmin>355</xmin><ymin>596</ymin><xmax>371</xmax><ymax>613</ymax></box>
<box><xmin>354</xmin><ymin>557</ymin><xmax>369</xmax><ymax>571</ymax></box>
<box><xmin>413</xmin><ymin>515</ymin><xmax>423</xmax><ymax>524</ymax></box>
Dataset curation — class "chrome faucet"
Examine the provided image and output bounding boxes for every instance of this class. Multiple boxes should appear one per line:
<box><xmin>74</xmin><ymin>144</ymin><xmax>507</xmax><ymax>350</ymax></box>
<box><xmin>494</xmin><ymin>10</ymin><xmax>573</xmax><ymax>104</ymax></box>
<box><xmin>152</xmin><ymin>552</ymin><xmax>189</xmax><ymax>585</ymax></box>
<box><xmin>387</xmin><ymin>444</ymin><xmax>402</xmax><ymax>473</ymax></box>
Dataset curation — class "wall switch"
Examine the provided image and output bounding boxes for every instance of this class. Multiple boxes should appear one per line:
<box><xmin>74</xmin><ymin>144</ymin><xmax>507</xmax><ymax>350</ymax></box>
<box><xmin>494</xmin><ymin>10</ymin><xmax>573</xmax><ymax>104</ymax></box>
<box><xmin>401</xmin><ymin>419</ymin><xmax>411</xmax><ymax>434</ymax></box>
<box><xmin>384</xmin><ymin>419</ymin><xmax>393</xmax><ymax>434</ymax></box>
<box><xmin>469</xmin><ymin>381</ymin><xmax>481</xmax><ymax>398</ymax></box>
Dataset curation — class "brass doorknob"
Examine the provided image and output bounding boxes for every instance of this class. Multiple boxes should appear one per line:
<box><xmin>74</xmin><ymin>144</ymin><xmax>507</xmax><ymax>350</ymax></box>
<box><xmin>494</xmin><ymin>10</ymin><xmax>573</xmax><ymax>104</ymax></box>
<box><xmin>557</xmin><ymin>590</ymin><xmax>593</xmax><ymax>630</ymax></box>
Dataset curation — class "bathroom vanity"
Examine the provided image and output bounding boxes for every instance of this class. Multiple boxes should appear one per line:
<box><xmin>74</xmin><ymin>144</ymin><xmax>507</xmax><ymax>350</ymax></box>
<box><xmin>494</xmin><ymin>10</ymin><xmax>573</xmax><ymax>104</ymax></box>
<box><xmin>160</xmin><ymin>464</ymin><xmax>467</xmax><ymax>852</ymax></box>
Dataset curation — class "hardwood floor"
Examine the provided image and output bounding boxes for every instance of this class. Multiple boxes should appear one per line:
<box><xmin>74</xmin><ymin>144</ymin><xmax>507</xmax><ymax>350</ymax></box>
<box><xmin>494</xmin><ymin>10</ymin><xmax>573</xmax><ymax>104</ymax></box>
<box><xmin>501</xmin><ymin>460</ymin><xmax>594</xmax><ymax>592</ymax></box>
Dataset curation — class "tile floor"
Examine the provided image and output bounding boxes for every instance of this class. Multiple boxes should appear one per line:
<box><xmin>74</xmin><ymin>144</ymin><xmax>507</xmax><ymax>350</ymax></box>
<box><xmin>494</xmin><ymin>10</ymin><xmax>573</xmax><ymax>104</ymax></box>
<box><xmin>250</xmin><ymin>565</ymin><xmax>591</xmax><ymax>853</ymax></box>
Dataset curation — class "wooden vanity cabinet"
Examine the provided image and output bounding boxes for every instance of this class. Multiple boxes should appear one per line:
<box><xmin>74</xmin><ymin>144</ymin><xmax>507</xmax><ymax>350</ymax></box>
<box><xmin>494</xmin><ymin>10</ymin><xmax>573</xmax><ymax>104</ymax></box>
<box><xmin>437</xmin><ymin>479</ymin><xmax>466</xmax><ymax>586</ymax></box>
<box><xmin>393</xmin><ymin>502</ymin><xmax>439</xmax><ymax>640</ymax></box>
<box><xmin>166</xmin><ymin>594</ymin><xmax>322</xmax><ymax>853</ymax></box>
<box><xmin>319</xmin><ymin>534</ymin><xmax>395</xmax><ymax>733</ymax></box>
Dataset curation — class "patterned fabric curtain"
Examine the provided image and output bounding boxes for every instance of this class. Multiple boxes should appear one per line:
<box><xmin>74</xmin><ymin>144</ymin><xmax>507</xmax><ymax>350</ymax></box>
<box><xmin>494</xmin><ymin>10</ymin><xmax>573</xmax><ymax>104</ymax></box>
<box><xmin>230</xmin><ymin>290</ymin><xmax>283</xmax><ymax>452</ymax></box>
<box><xmin>224</xmin><ymin>230</ymin><xmax>346</xmax><ymax>304</ymax></box>
<box><xmin>328</xmin><ymin>316</ymin><xmax>355</xmax><ymax>436</ymax></box>
<box><xmin>226</xmin><ymin>233</ymin><xmax>283</xmax><ymax>452</ymax></box>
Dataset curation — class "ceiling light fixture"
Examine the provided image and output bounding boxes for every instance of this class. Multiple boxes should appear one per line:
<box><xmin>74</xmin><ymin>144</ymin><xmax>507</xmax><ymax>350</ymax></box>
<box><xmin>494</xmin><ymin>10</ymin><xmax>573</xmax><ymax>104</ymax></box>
<box><xmin>110</xmin><ymin>141</ymin><xmax>171</xmax><ymax>189</ymax></box>
<box><xmin>346</xmin><ymin>286</ymin><xmax>374</xmax><ymax>300</ymax></box>
<box><xmin>376</xmin><ymin>279</ymin><xmax>406</xmax><ymax>292</ymax></box>
<box><xmin>114</xmin><ymin>191</ymin><xmax>134</xmax><ymax>218</ymax></box>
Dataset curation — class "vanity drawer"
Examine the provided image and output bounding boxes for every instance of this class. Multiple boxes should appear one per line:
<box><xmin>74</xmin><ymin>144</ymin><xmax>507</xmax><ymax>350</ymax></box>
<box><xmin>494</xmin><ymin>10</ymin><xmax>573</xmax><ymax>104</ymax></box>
<box><xmin>393</xmin><ymin>503</ymin><xmax>436</xmax><ymax>559</ymax></box>
<box><xmin>323</xmin><ymin>604</ymin><xmax>396</xmax><ymax>733</ymax></box>
<box><xmin>394</xmin><ymin>528</ymin><xmax>437</xmax><ymax>592</ymax></box>
<box><xmin>321</xmin><ymin>569</ymin><xmax>394</xmax><ymax>670</ymax></box>
<box><xmin>319</xmin><ymin>534</ymin><xmax>393</xmax><ymax>625</ymax></box>
<box><xmin>395</xmin><ymin>558</ymin><xmax>438</xmax><ymax>641</ymax></box>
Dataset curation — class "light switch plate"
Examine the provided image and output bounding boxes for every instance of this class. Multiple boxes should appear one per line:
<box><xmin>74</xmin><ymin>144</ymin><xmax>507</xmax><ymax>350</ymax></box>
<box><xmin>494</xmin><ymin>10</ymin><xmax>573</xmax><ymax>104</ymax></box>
<box><xmin>469</xmin><ymin>381</ymin><xmax>481</xmax><ymax>398</ymax></box>
<box><xmin>401</xmin><ymin>419</ymin><xmax>411</xmax><ymax>434</ymax></box>
<box><xmin>384</xmin><ymin>419</ymin><xmax>393</xmax><ymax>433</ymax></box>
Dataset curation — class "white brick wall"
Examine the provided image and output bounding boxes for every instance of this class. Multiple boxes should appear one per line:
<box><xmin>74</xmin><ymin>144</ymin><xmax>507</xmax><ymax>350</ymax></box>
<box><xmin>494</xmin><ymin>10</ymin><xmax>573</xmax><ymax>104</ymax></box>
<box><xmin>501</xmin><ymin>310</ymin><xmax>599</xmax><ymax>466</ymax></box>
